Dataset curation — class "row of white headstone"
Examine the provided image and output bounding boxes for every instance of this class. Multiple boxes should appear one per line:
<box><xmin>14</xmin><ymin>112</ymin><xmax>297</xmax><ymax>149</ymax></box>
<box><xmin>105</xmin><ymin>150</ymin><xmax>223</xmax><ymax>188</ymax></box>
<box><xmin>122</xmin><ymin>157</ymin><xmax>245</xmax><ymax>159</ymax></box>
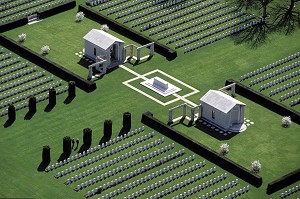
<box><xmin>0</xmin><ymin>57</ymin><xmax>21</xmax><ymax>69</ymax></box>
<box><xmin>183</xmin><ymin>18</ymin><xmax>263</xmax><ymax>53</ymax></box>
<box><xmin>108</xmin><ymin>0</ymin><xmax>147</xmax><ymax>15</ymax></box>
<box><xmin>146</xmin><ymin>169</ymin><xmax>221</xmax><ymax>199</ymax></box>
<box><xmin>0</xmin><ymin>53</ymin><xmax>12</xmax><ymax>61</ymax></box>
<box><xmin>138</xmin><ymin>0</ymin><xmax>221</xmax><ymax>30</ymax></box>
<box><xmin>173</xmin><ymin>14</ymin><xmax>254</xmax><ymax>47</ymax></box>
<box><xmin>250</xmin><ymin>60</ymin><xmax>300</xmax><ymax>86</ymax></box>
<box><xmin>259</xmin><ymin>69</ymin><xmax>300</xmax><ymax>91</ymax></box>
<box><xmin>85</xmin><ymin>149</ymin><xmax>186</xmax><ymax>197</ymax></box>
<box><xmin>164</xmin><ymin>6</ymin><xmax>241</xmax><ymax>43</ymax></box>
<box><xmin>269</xmin><ymin>79</ymin><xmax>300</xmax><ymax>96</ymax></box>
<box><xmin>149</xmin><ymin>2</ymin><xmax>231</xmax><ymax>36</ymax></box>
<box><xmin>279</xmin><ymin>89</ymin><xmax>300</xmax><ymax>101</ymax></box>
<box><xmin>280</xmin><ymin>185</ymin><xmax>299</xmax><ymax>198</ymax></box>
<box><xmin>0</xmin><ymin>75</ymin><xmax>54</xmax><ymax>102</ymax></box>
<box><xmin>46</xmin><ymin>126</ymin><xmax>146</xmax><ymax>172</ymax></box>
<box><xmin>118</xmin><ymin>0</ymin><xmax>189</xmax><ymax>19</ymax></box>
<box><xmin>64</xmin><ymin>137</ymin><xmax>167</xmax><ymax>184</ymax></box>
<box><xmin>80</xmin><ymin>143</ymin><xmax>176</xmax><ymax>191</ymax></box>
<box><xmin>1</xmin><ymin>66</ymin><xmax>37</xmax><ymax>84</ymax></box>
<box><xmin>221</xmin><ymin>185</ymin><xmax>250</xmax><ymax>199</ymax></box>
<box><xmin>290</xmin><ymin>97</ymin><xmax>300</xmax><ymax>106</ymax></box>
<box><xmin>0</xmin><ymin>61</ymin><xmax>29</xmax><ymax>77</ymax></box>
<box><xmin>55</xmin><ymin>132</ymin><xmax>152</xmax><ymax>176</ymax></box>
<box><xmin>173</xmin><ymin>179</ymin><xmax>239</xmax><ymax>199</ymax></box>
<box><xmin>0</xmin><ymin>79</ymin><xmax>61</xmax><ymax>109</ymax></box>
<box><xmin>165</xmin><ymin>10</ymin><xmax>247</xmax><ymax>43</ymax></box>
<box><xmin>240</xmin><ymin>52</ymin><xmax>300</xmax><ymax>82</ymax></box>
<box><xmin>125</xmin><ymin>160</ymin><xmax>210</xmax><ymax>199</ymax></box>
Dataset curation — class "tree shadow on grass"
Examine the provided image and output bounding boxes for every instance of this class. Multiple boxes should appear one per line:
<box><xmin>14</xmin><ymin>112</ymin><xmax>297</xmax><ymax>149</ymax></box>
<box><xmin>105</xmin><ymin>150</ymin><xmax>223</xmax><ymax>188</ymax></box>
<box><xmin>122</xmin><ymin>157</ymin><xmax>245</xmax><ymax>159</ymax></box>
<box><xmin>64</xmin><ymin>95</ymin><xmax>75</xmax><ymax>105</ymax></box>
<box><xmin>99</xmin><ymin>135</ymin><xmax>111</xmax><ymax>145</ymax></box>
<box><xmin>57</xmin><ymin>152</ymin><xmax>71</xmax><ymax>162</ymax></box>
<box><xmin>231</xmin><ymin>20</ymin><xmax>270</xmax><ymax>48</ymax></box>
<box><xmin>24</xmin><ymin>110</ymin><xmax>35</xmax><ymax>120</ymax></box>
<box><xmin>44</xmin><ymin>103</ymin><xmax>55</xmax><ymax>112</ymax></box>
<box><xmin>118</xmin><ymin>127</ymin><xmax>130</xmax><ymax>136</ymax></box>
<box><xmin>37</xmin><ymin>161</ymin><xmax>50</xmax><ymax>172</ymax></box>
<box><xmin>3</xmin><ymin>118</ymin><xmax>14</xmax><ymax>128</ymax></box>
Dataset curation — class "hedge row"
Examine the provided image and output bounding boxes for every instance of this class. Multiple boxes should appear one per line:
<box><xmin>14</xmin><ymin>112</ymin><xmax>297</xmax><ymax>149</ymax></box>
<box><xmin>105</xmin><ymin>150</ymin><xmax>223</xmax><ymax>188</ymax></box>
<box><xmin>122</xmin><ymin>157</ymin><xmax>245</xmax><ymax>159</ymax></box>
<box><xmin>141</xmin><ymin>111</ymin><xmax>263</xmax><ymax>188</ymax></box>
<box><xmin>78</xmin><ymin>5</ymin><xmax>177</xmax><ymax>61</ymax></box>
<box><xmin>0</xmin><ymin>0</ymin><xmax>76</xmax><ymax>33</ymax></box>
<box><xmin>0</xmin><ymin>34</ymin><xmax>96</xmax><ymax>92</ymax></box>
<box><xmin>225</xmin><ymin>79</ymin><xmax>300</xmax><ymax>125</ymax></box>
<box><xmin>267</xmin><ymin>168</ymin><xmax>300</xmax><ymax>194</ymax></box>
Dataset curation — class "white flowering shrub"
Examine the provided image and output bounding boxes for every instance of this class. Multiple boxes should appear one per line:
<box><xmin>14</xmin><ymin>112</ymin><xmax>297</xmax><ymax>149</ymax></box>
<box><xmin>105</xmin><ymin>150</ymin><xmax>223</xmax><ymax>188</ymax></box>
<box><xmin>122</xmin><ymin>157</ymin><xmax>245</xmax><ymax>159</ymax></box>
<box><xmin>282</xmin><ymin>116</ymin><xmax>292</xmax><ymax>128</ymax></box>
<box><xmin>220</xmin><ymin>143</ymin><xmax>229</xmax><ymax>155</ymax></box>
<box><xmin>75</xmin><ymin>11</ymin><xmax>85</xmax><ymax>22</ymax></box>
<box><xmin>18</xmin><ymin>33</ymin><xmax>26</xmax><ymax>42</ymax></box>
<box><xmin>251</xmin><ymin>160</ymin><xmax>261</xmax><ymax>173</ymax></box>
<box><xmin>101</xmin><ymin>24</ymin><xmax>109</xmax><ymax>32</ymax></box>
<box><xmin>41</xmin><ymin>45</ymin><xmax>50</xmax><ymax>55</ymax></box>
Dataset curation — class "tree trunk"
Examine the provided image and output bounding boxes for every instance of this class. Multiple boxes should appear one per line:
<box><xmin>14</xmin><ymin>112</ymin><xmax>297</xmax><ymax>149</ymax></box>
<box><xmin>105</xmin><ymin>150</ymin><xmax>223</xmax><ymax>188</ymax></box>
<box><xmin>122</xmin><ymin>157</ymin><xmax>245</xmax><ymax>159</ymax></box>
<box><xmin>262</xmin><ymin>0</ymin><xmax>268</xmax><ymax>19</ymax></box>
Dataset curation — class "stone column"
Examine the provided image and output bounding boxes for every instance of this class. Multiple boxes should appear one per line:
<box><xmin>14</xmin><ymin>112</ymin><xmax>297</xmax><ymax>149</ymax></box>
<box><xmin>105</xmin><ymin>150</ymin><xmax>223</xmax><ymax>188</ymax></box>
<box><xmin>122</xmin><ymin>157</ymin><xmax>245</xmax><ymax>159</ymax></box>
<box><xmin>182</xmin><ymin>104</ymin><xmax>186</xmax><ymax>118</ymax></box>
<box><xmin>190</xmin><ymin>108</ymin><xmax>195</xmax><ymax>122</ymax></box>
<box><xmin>198</xmin><ymin>105</ymin><xmax>202</xmax><ymax>119</ymax></box>
<box><xmin>130</xmin><ymin>45</ymin><xmax>134</xmax><ymax>58</ymax></box>
<box><xmin>168</xmin><ymin>110</ymin><xmax>173</xmax><ymax>124</ymax></box>
<box><xmin>150</xmin><ymin>43</ymin><xmax>154</xmax><ymax>56</ymax></box>
<box><xmin>88</xmin><ymin>66</ymin><xmax>93</xmax><ymax>79</ymax></box>
<box><xmin>137</xmin><ymin>48</ymin><xmax>141</xmax><ymax>61</ymax></box>
<box><xmin>232</xmin><ymin>84</ymin><xmax>236</xmax><ymax>95</ymax></box>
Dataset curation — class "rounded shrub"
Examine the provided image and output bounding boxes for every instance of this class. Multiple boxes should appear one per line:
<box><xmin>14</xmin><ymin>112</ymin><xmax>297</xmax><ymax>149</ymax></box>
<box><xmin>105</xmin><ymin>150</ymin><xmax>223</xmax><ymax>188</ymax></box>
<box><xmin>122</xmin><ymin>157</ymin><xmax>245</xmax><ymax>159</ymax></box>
<box><xmin>282</xmin><ymin>116</ymin><xmax>292</xmax><ymax>128</ymax></box>
<box><xmin>220</xmin><ymin>143</ymin><xmax>229</xmax><ymax>155</ymax></box>
<box><xmin>251</xmin><ymin>160</ymin><xmax>262</xmax><ymax>173</ymax></box>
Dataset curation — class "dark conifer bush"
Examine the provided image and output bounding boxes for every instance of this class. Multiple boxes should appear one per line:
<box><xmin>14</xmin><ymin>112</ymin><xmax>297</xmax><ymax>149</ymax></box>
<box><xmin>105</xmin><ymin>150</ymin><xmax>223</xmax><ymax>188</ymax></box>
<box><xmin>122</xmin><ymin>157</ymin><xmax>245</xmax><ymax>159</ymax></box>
<box><xmin>49</xmin><ymin>88</ymin><xmax>56</xmax><ymax>105</ymax></box>
<box><xmin>104</xmin><ymin>119</ymin><xmax>112</xmax><ymax>138</ymax></box>
<box><xmin>68</xmin><ymin>81</ymin><xmax>76</xmax><ymax>97</ymax></box>
<box><xmin>29</xmin><ymin>96</ymin><xmax>37</xmax><ymax>113</ymax></box>
<box><xmin>8</xmin><ymin>104</ymin><xmax>16</xmax><ymax>121</ymax></box>
<box><xmin>42</xmin><ymin>145</ymin><xmax>51</xmax><ymax>163</ymax></box>
<box><xmin>63</xmin><ymin>136</ymin><xmax>71</xmax><ymax>154</ymax></box>
<box><xmin>83</xmin><ymin>128</ymin><xmax>92</xmax><ymax>146</ymax></box>
<box><xmin>122</xmin><ymin>112</ymin><xmax>131</xmax><ymax>130</ymax></box>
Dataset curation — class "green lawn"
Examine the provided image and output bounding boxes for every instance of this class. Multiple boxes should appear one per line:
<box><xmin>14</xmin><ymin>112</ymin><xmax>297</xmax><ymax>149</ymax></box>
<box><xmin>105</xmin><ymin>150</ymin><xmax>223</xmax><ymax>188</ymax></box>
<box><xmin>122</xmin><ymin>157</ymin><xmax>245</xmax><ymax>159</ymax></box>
<box><xmin>1</xmin><ymin>0</ymin><xmax>300</xmax><ymax>198</ymax></box>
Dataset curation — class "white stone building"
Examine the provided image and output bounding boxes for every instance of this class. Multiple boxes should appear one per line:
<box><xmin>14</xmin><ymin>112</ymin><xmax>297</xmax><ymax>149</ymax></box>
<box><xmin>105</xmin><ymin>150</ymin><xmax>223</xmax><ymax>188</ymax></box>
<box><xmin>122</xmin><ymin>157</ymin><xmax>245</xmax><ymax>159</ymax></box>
<box><xmin>200</xmin><ymin>90</ymin><xmax>246</xmax><ymax>132</ymax></box>
<box><xmin>83</xmin><ymin>29</ymin><xmax>125</xmax><ymax>68</ymax></box>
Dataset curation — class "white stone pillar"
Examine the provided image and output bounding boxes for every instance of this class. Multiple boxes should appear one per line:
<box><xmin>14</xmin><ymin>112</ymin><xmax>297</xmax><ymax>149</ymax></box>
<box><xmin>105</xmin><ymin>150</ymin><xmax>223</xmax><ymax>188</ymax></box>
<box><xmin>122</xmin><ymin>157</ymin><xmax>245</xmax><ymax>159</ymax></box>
<box><xmin>137</xmin><ymin>48</ymin><xmax>141</xmax><ymax>61</ymax></box>
<box><xmin>232</xmin><ymin>84</ymin><xmax>236</xmax><ymax>95</ymax></box>
<box><xmin>168</xmin><ymin>110</ymin><xmax>173</xmax><ymax>124</ymax></box>
<box><xmin>130</xmin><ymin>45</ymin><xmax>134</xmax><ymax>58</ymax></box>
<box><xmin>88</xmin><ymin>66</ymin><xmax>93</xmax><ymax>79</ymax></box>
<box><xmin>150</xmin><ymin>43</ymin><xmax>154</xmax><ymax>56</ymax></box>
<box><xmin>182</xmin><ymin>104</ymin><xmax>186</xmax><ymax>118</ymax></box>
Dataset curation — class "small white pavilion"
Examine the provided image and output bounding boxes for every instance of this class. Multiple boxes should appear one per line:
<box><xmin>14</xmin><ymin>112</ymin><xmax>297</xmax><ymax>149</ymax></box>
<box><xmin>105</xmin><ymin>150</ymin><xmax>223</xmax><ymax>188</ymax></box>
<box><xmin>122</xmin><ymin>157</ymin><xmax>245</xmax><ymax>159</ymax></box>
<box><xmin>200</xmin><ymin>90</ymin><xmax>246</xmax><ymax>132</ymax></box>
<box><xmin>83</xmin><ymin>29</ymin><xmax>126</xmax><ymax>68</ymax></box>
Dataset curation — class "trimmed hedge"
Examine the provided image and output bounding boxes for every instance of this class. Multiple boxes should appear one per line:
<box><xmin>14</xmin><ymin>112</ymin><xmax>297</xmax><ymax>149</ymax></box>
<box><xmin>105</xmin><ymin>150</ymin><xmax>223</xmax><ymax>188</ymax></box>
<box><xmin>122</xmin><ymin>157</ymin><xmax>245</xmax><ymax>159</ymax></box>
<box><xmin>8</xmin><ymin>104</ymin><xmax>16</xmax><ymax>121</ymax></box>
<box><xmin>0</xmin><ymin>17</ymin><xmax>28</xmax><ymax>33</ymax></box>
<box><xmin>0</xmin><ymin>34</ymin><xmax>96</xmax><ymax>92</ymax></box>
<box><xmin>42</xmin><ymin>145</ymin><xmax>51</xmax><ymax>163</ymax></box>
<box><xmin>78</xmin><ymin>5</ymin><xmax>177</xmax><ymax>60</ymax></box>
<box><xmin>267</xmin><ymin>168</ymin><xmax>300</xmax><ymax>194</ymax></box>
<box><xmin>103</xmin><ymin>119</ymin><xmax>112</xmax><ymax>138</ymax></box>
<box><xmin>225</xmin><ymin>79</ymin><xmax>300</xmax><ymax>125</ymax></box>
<box><xmin>141</xmin><ymin>111</ymin><xmax>263</xmax><ymax>188</ymax></box>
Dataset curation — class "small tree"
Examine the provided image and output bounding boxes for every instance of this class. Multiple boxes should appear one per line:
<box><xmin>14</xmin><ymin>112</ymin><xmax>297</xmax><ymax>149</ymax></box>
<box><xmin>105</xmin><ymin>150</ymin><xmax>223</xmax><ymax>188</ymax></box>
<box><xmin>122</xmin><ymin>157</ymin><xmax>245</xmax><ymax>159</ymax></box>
<box><xmin>41</xmin><ymin>45</ymin><xmax>50</xmax><ymax>55</ymax></box>
<box><xmin>104</xmin><ymin>119</ymin><xmax>112</xmax><ymax>138</ymax></box>
<box><xmin>101</xmin><ymin>24</ymin><xmax>109</xmax><ymax>32</ymax></box>
<box><xmin>49</xmin><ymin>88</ymin><xmax>56</xmax><ymax>105</ymax></box>
<box><xmin>220</xmin><ymin>143</ymin><xmax>229</xmax><ymax>155</ymax></box>
<box><xmin>83</xmin><ymin>128</ymin><xmax>92</xmax><ymax>146</ymax></box>
<box><xmin>122</xmin><ymin>112</ymin><xmax>131</xmax><ymax>130</ymax></box>
<box><xmin>42</xmin><ymin>145</ymin><xmax>51</xmax><ymax>163</ymax></box>
<box><xmin>75</xmin><ymin>11</ymin><xmax>85</xmax><ymax>22</ymax></box>
<box><xmin>282</xmin><ymin>116</ymin><xmax>292</xmax><ymax>128</ymax></box>
<box><xmin>251</xmin><ymin>160</ymin><xmax>262</xmax><ymax>173</ymax></box>
<box><xmin>8</xmin><ymin>104</ymin><xmax>16</xmax><ymax>121</ymax></box>
<box><xmin>29</xmin><ymin>96</ymin><xmax>37</xmax><ymax>113</ymax></box>
<box><xmin>68</xmin><ymin>81</ymin><xmax>76</xmax><ymax>97</ymax></box>
<box><xmin>18</xmin><ymin>33</ymin><xmax>26</xmax><ymax>42</ymax></box>
<box><xmin>63</xmin><ymin>136</ymin><xmax>72</xmax><ymax>154</ymax></box>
